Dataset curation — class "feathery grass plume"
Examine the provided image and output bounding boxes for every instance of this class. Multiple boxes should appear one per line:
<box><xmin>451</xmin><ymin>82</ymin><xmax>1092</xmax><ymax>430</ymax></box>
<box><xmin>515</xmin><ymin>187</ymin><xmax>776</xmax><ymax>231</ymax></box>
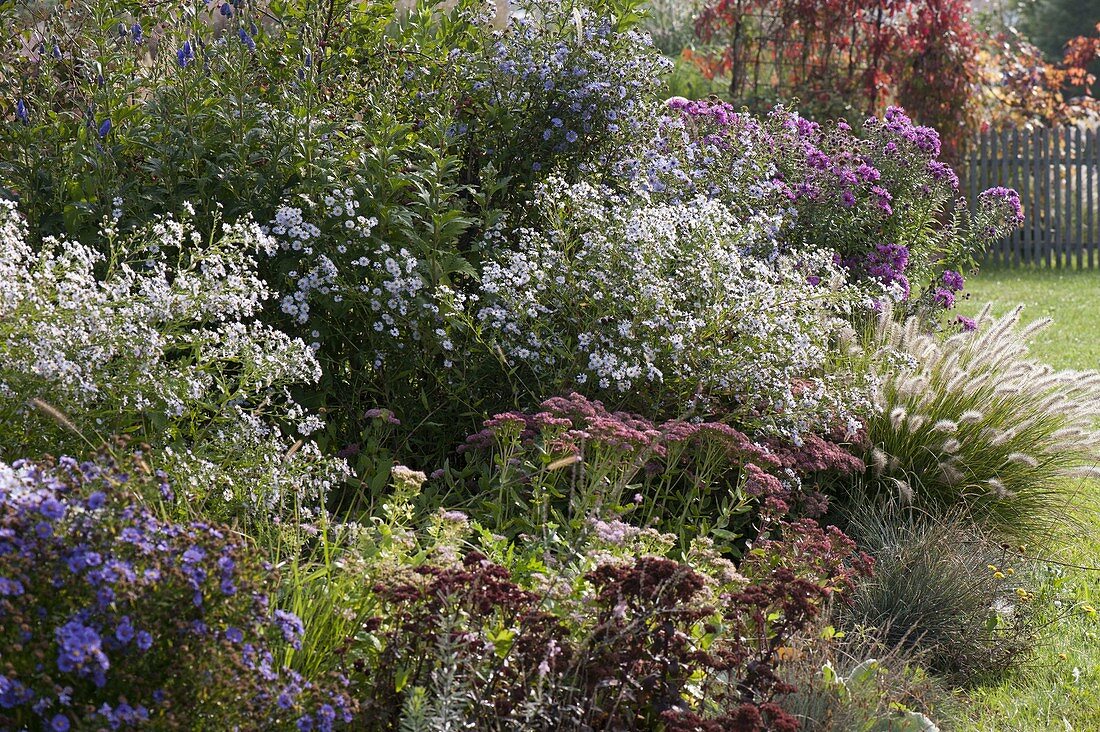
<box><xmin>861</xmin><ymin>305</ymin><xmax>1100</xmax><ymax>540</ymax></box>
<box><xmin>27</xmin><ymin>398</ymin><xmax>93</xmax><ymax>447</ymax></box>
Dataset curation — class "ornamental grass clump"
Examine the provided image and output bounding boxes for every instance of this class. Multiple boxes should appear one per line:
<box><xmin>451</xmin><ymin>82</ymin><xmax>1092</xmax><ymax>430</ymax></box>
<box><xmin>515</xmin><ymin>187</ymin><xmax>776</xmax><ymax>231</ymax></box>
<box><xmin>0</xmin><ymin>451</ymin><xmax>355</xmax><ymax>730</ymax></box>
<box><xmin>863</xmin><ymin>305</ymin><xmax>1100</xmax><ymax>539</ymax></box>
<box><xmin>839</xmin><ymin>505</ymin><xmax>1035</xmax><ymax>683</ymax></box>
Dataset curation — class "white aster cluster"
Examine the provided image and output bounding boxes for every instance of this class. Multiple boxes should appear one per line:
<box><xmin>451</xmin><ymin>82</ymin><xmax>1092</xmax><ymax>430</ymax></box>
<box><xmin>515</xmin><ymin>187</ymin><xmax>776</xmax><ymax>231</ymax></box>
<box><xmin>0</xmin><ymin>200</ymin><xmax>343</xmax><ymax>518</ymax></box>
<box><xmin>474</xmin><ymin>180</ymin><xmax>869</xmax><ymax>432</ymax></box>
<box><xmin>267</xmin><ymin>194</ymin><xmax>447</xmax><ymax>369</ymax></box>
<box><xmin>267</xmin><ymin>195</ymin><xmax>380</xmax><ymax>327</ymax></box>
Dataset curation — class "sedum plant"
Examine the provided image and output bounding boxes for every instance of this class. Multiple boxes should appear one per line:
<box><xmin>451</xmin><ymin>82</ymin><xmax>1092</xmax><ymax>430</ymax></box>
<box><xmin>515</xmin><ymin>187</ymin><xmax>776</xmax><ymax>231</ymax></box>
<box><xmin>861</xmin><ymin>304</ymin><xmax>1100</xmax><ymax>539</ymax></box>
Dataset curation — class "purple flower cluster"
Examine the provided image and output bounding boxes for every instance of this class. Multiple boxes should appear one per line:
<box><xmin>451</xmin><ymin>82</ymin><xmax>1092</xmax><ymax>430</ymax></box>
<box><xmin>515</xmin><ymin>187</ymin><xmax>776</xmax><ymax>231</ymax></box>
<box><xmin>627</xmin><ymin>100</ymin><xmax>993</xmax><ymax>311</ymax></box>
<box><xmin>931</xmin><ymin>268</ymin><xmax>966</xmax><ymax>310</ymax></box>
<box><xmin>865</xmin><ymin>243</ymin><xmax>911</xmax><ymax>297</ymax></box>
<box><xmin>0</xmin><ymin>453</ymin><xmax>355</xmax><ymax>729</ymax></box>
<box><xmin>956</xmin><ymin>315</ymin><xmax>978</xmax><ymax>332</ymax></box>
<box><xmin>55</xmin><ymin>619</ymin><xmax>110</xmax><ymax>687</ymax></box>
<box><xmin>979</xmin><ymin>186</ymin><xmax>1025</xmax><ymax>228</ymax></box>
<box><xmin>877</xmin><ymin>106</ymin><xmax>942</xmax><ymax>157</ymax></box>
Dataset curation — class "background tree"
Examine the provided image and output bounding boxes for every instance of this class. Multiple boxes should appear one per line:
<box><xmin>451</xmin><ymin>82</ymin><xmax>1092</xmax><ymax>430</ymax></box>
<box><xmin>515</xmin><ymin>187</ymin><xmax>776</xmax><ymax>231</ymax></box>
<box><xmin>1017</xmin><ymin>0</ymin><xmax>1100</xmax><ymax>79</ymax></box>
<box><xmin>691</xmin><ymin>0</ymin><xmax>982</xmax><ymax>160</ymax></box>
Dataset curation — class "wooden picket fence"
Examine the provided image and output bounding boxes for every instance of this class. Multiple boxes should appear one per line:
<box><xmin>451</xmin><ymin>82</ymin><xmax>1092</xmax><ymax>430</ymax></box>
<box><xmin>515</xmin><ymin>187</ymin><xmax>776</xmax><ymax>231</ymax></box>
<box><xmin>968</xmin><ymin>126</ymin><xmax>1100</xmax><ymax>268</ymax></box>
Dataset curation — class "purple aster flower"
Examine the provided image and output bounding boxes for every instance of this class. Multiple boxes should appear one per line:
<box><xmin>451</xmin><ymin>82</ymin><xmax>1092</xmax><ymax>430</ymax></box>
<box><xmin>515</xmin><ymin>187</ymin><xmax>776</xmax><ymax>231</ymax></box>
<box><xmin>316</xmin><ymin>704</ymin><xmax>336</xmax><ymax>732</ymax></box>
<box><xmin>0</xmin><ymin>576</ymin><xmax>25</xmax><ymax>596</ymax></box>
<box><xmin>115</xmin><ymin>617</ymin><xmax>135</xmax><ymax>644</ymax></box>
<box><xmin>0</xmin><ymin>675</ymin><xmax>33</xmax><ymax>708</ymax></box>
<box><xmin>39</xmin><ymin>496</ymin><xmax>66</xmax><ymax>521</ymax></box>
<box><xmin>979</xmin><ymin>186</ymin><xmax>1025</xmax><ymax>226</ymax></box>
<box><xmin>273</xmin><ymin>609</ymin><xmax>305</xmax><ymax>649</ymax></box>
<box><xmin>840</xmin><ymin>190</ymin><xmax>856</xmax><ymax>208</ymax></box>
<box><xmin>856</xmin><ymin>162</ymin><xmax>880</xmax><ymax>182</ymax></box>
<box><xmin>942</xmin><ymin>269</ymin><xmax>965</xmax><ymax>292</ymax></box>
<box><xmin>55</xmin><ymin>619</ymin><xmax>110</xmax><ymax>686</ymax></box>
<box><xmin>933</xmin><ymin>288</ymin><xmax>955</xmax><ymax>308</ymax></box>
<box><xmin>806</xmin><ymin>148</ymin><xmax>830</xmax><ymax>170</ymax></box>
<box><xmin>957</xmin><ymin>315</ymin><xmax>977</xmax><ymax>331</ymax></box>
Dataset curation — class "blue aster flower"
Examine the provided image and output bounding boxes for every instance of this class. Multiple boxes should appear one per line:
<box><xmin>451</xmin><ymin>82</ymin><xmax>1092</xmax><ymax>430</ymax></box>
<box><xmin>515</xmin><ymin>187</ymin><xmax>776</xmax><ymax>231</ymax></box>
<box><xmin>177</xmin><ymin>41</ymin><xmax>194</xmax><ymax>68</ymax></box>
<box><xmin>238</xmin><ymin>28</ymin><xmax>256</xmax><ymax>52</ymax></box>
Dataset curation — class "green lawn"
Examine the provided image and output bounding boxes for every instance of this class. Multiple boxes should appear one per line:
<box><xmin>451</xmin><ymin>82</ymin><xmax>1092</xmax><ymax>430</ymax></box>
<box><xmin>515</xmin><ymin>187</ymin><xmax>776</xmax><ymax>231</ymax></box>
<box><xmin>962</xmin><ymin>267</ymin><xmax>1100</xmax><ymax>370</ymax></box>
<box><xmin>958</xmin><ymin>267</ymin><xmax>1100</xmax><ymax>731</ymax></box>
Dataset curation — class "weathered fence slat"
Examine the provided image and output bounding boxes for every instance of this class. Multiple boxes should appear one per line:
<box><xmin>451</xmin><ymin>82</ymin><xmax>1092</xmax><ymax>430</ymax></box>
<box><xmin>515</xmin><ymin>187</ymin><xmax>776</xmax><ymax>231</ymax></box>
<box><xmin>1021</xmin><ymin>127</ymin><xmax>1032</xmax><ymax>264</ymax></box>
<box><xmin>966</xmin><ymin>125</ymin><xmax>1099</xmax><ymax>268</ymax></box>
<box><xmin>1011</xmin><ymin>127</ymin><xmax>1021</xmax><ymax>267</ymax></box>
<box><xmin>1090</xmin><ymin>128</ymin><xmax>1096</xmax><ymax>269</ymax></box>
<box><xmin>1051</xmin><ymin>126</ymin><xmax>1060</xmax><ymax>268</ymax></box>
<box><xmin>1076</xmin><ymin>126</ymin><xmax>1084</xmax><ymax>268</ymax></box>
